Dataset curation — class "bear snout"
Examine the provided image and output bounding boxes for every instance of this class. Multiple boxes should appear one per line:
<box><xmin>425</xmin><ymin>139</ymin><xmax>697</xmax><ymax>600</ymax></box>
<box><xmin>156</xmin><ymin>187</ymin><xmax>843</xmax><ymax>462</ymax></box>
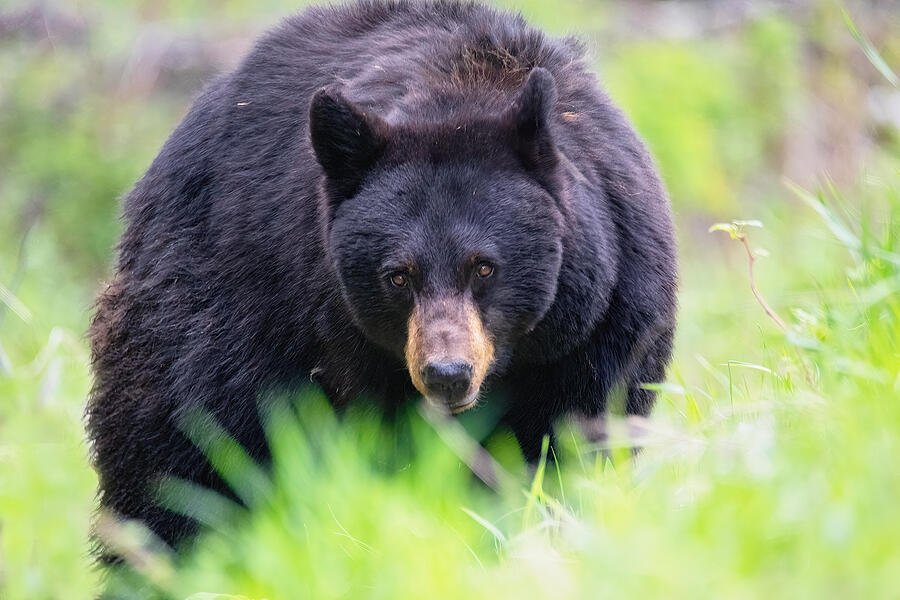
<box><xmin>405</xmin><ymin>296</ymin><xmax>494</xmax><ymax>412</ymax></box>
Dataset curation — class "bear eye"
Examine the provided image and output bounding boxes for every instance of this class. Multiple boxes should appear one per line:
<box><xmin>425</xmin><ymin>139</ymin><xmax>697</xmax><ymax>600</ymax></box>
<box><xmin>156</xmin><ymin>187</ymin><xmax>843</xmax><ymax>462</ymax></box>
<box><xmin>475</xmin><ymin>262</ymin><xmax>494</xmax><ymax>279</ymax></box>
<box><xmin>390</xmin><ymin>272</ymin><xmax>408</xmax><ymax>288</ymax></box>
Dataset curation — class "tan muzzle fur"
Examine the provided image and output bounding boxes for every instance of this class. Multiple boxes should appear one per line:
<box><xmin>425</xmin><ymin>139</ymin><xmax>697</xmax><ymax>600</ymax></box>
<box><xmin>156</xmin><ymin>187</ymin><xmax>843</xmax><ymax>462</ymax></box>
<box><xmin>405</xmin><ymin>296</ymin><xmax>494</xmax><ymax>412</ymax></box>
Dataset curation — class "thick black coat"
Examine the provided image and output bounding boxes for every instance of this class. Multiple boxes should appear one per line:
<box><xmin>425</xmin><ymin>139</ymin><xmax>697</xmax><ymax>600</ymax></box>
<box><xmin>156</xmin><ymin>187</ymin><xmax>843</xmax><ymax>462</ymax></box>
<box><xmin>88</xmin><ymin>0</ymin><xmax>677</xmax><ymax>551</ymax></box>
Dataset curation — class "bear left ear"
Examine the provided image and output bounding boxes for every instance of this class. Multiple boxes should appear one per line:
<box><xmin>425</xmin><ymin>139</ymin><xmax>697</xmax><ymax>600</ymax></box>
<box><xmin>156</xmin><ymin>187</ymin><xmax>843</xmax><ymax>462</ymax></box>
<box><xmin>504</xmin><ymin>67</ymin><xmax>559</xmax><ymax>178</ymax></box>
<box><xmin>309</xmin><ymin>86</ymin><xmax>389</xmax><ymax>198</ymax></box>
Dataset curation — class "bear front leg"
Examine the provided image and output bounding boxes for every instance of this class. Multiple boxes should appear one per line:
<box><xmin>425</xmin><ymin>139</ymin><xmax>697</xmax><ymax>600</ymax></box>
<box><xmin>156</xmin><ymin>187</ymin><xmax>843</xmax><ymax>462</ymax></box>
<box><xmin>504</xmin><ymin>319</ymin><xmax>674</xmax><ymax>463</ymax></box>
<box><xmin>503</xmin><ymin>342</ymin><xmax>605</xmax><ymax>463</ymax></box>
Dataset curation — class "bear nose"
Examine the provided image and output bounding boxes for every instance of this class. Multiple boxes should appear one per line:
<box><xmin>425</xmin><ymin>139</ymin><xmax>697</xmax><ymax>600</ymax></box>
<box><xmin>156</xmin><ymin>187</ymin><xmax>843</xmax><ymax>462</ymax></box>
<box><xmin>421</xmin><ymin>361</ymin><xmax>473</xmax><ymax>402</ymax></box>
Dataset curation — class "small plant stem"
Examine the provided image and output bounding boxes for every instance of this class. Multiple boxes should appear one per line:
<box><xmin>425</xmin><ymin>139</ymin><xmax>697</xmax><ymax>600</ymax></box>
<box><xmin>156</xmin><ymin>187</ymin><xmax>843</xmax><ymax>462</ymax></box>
<box><xmin>732</xmin><ymin>231</ymin><xmax>815</xmax><ymax>386</ymax></box>
<box><xmin>737</xmin><ymin>234</ymin><xmax>789</xmax><ymax>332</ymax></box>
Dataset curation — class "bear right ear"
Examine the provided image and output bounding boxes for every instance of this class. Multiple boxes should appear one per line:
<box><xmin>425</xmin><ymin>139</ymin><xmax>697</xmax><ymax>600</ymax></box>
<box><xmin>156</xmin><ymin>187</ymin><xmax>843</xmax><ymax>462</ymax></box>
<box><xmin>503</xmin><ymin>67</ymin><xmax>560</xmax><ymax>185</ymax></box>
<box><xmin>309</xmin><ymin>87</ymin><xmax>389</xmax><ymax>197</ymax></box>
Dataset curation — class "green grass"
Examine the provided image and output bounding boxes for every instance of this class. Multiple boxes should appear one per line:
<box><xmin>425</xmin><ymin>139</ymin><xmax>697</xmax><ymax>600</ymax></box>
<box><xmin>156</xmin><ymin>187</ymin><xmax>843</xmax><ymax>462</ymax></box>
<box><xmin>2</xmin><ymin>1</ymin><xmax>900</xmax><ymax>598</ymax></box>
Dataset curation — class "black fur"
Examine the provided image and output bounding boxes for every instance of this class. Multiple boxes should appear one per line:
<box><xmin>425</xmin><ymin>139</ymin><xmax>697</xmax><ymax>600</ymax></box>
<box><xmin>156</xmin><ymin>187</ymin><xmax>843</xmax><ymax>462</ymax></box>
<box><xmin>87</xmin><ymin>0</ymin><xmax>677</xmax><ymax>552</ymax></box>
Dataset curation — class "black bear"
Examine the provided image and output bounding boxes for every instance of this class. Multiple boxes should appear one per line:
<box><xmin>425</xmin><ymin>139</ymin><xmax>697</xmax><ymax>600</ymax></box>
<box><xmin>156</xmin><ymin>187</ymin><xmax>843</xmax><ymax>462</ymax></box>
<box><xmin>88</xmin><ymin>0</ymin><xmax>677</xmax><ymax>552</ymax></box>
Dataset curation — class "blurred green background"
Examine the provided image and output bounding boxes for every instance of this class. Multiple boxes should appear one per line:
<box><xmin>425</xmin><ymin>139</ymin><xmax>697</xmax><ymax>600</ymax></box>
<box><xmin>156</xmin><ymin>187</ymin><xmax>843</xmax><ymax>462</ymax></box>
<box><xmin>1</xmin><ymin>1</ymin><xmax>899</xmax><ymax>598</ymax></box>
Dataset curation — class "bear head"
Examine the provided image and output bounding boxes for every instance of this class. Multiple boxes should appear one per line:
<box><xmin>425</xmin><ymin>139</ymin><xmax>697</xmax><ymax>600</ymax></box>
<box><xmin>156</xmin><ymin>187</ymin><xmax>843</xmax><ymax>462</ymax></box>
<box><xmin>310</xmin><ymin>68</ymin><xmax>567</xmax><ymax>413</ymax></box>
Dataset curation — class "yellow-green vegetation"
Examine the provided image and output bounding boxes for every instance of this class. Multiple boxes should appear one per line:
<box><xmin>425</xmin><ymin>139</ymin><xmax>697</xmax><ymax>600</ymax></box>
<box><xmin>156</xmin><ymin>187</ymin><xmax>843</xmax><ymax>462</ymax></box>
<box><xmin>1</xmin><ymin>1</ymin><xmax>899</xmax><ymax>598</ymax></box>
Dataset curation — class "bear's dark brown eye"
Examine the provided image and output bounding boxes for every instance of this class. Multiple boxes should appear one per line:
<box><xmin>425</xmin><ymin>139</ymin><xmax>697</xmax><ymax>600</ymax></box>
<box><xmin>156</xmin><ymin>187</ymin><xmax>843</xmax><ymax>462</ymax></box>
<box><xmin>476</xmin><ymin>262</ymin><xmax>494</xmax><ymax>278</ymax></box>
<box><xmin>390</xmin><ymin>272</ymin><xmax>408</xmax><ymax>288</ymax></box>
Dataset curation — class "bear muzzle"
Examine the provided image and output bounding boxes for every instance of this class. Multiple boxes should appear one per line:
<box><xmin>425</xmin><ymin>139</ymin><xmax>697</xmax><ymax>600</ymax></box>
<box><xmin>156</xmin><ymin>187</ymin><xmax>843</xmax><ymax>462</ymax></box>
<box><xmin>405</xmin><ymin>296</ymin><xmax>493</xmax><ymax>413</ymax></box>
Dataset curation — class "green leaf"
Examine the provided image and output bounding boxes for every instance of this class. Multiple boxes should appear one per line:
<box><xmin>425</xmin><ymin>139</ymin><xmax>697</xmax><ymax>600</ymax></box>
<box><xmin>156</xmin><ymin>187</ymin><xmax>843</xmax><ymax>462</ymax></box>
<box><xmin>843</xmin><ymin>8</ymin><xmax>900</xmax><ymax>89</ymax></box>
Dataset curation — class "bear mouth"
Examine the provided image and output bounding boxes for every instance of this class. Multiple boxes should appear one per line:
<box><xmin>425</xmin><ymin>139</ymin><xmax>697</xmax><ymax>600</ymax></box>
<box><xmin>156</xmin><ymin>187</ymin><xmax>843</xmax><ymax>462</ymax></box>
<box><xmin>446</xmin><ymin>392</ymin><xmax>479</xmax><ymax>414</ymax></box>
<box><xmin>425</xmin><ymin>391</ymin><xmax>479</xmax><ymax>414</ymax></box>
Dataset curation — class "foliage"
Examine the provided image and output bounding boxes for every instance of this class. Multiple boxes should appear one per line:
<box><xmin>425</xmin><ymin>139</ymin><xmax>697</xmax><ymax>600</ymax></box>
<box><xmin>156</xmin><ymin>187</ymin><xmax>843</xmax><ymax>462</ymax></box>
<box><xmin>603</xmin><ymin>15</ymin><xmax>801</xmax><ymax>213</ymax></box>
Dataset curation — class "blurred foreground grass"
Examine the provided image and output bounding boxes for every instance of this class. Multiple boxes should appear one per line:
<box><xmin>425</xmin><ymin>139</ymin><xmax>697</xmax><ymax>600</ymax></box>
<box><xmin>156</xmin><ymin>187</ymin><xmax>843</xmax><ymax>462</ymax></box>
<box><xmin>2</xmin><ymin>1</ymin><xmax>900</xmax><ymax>598</ymax></box>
